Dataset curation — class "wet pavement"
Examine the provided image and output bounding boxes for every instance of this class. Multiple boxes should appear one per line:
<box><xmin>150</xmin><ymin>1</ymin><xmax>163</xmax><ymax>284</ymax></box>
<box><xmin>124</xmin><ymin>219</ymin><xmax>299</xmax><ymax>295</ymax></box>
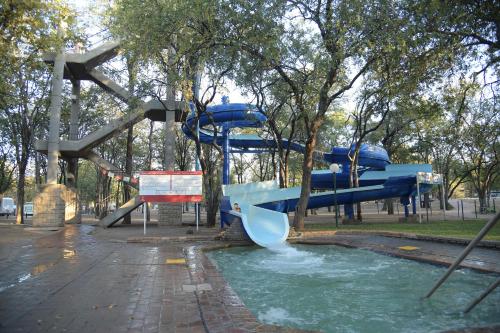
<box><xmin>0</xmin><ymin>224</ymin><xmax>312</xmax><ymax>333</ymax></box>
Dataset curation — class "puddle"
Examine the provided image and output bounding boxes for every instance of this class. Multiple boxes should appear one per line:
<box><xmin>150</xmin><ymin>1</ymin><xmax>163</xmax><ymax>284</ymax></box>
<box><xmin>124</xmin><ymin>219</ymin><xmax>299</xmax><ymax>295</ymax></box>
<box><xmin>63</xmin><ymin>249</ymin><xmax>76</xmax><ymax>259</ymax></box>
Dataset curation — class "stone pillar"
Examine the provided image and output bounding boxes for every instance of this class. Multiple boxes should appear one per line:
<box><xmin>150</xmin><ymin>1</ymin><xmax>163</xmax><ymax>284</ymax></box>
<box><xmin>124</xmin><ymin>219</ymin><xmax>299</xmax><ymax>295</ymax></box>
<box><xmin>34</xmin><ymin>23</ymin><xmax>66</xmax><ymax>228</ymax></box>
<box><xmin>158</xmin><ymin>201</ymin><xmax>182</xmax><ymax>225</ymax></box>
<box><xmin>66</xmin><ymin>80</ymin><xmax>81</xmax><ymax>224</ymax></box>
<box><xmin>33</xmin><ymin>184</ymin><xmax>66</xmax><ymax>228</ymax></box>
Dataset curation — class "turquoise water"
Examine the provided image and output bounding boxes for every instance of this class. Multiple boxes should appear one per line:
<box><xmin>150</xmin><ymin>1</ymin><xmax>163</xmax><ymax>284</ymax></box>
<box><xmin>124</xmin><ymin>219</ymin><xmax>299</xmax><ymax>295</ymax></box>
<box><xmin>207</xmin><ymin>245</ymin><xmax>500</xmax><ymax>333</ymax></box>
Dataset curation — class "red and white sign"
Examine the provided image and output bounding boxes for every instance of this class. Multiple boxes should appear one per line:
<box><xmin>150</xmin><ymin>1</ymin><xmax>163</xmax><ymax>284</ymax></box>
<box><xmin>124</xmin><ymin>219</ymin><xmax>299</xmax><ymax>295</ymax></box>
<box><xmin>139</xmin><ymin>171</ymin><xmax>203</xmax><ymax>203</ymax></box>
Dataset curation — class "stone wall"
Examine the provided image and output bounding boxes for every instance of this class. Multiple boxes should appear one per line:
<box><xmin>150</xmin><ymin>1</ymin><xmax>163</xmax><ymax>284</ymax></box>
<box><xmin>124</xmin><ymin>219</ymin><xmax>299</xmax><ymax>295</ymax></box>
<box><xmin>33</xmin><ymin>184</ymin><xmax>66</xmax><ymax>227</ymax></box>
<box><xmin>158</xmin><ymin>202</ymin><xmax>183</xmax><ymax>225</ymax></box>
<box><xmin>223</xmin><ymin>220</ymin><xmax>251</xmax><ymax>242</ymax></box>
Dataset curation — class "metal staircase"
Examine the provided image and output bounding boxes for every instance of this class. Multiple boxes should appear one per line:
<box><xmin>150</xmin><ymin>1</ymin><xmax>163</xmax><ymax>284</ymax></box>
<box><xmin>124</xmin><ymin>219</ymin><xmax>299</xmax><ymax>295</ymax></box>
<box><xmin>37</xmin><ymin>41</ymin><xmax>183</xmax><ymax>225</ymax></box>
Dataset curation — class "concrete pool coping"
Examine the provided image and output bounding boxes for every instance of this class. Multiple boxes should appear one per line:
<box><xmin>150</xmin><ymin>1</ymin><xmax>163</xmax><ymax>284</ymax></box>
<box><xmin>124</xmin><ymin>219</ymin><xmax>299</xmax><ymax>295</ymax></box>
<box><xmin>292</xmin><ymin>232</ymin><xmax>500</xmax><ymax>274</ymax></box>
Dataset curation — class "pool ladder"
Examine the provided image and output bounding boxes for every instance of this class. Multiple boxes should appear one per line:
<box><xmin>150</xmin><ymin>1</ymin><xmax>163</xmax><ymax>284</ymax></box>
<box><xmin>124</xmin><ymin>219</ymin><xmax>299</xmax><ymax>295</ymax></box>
<box><xmin>424</xmin><ymin>211</ymin><xmax>500</xmax><ymax>313</ymax></box>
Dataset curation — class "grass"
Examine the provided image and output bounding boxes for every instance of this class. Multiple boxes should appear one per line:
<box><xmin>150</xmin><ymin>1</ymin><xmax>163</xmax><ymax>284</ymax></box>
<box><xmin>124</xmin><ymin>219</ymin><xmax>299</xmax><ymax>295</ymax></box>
<box><xmin>305</xmin><ymin>219</ymin><xmax>500</xmax><ymax>241</ymax></box>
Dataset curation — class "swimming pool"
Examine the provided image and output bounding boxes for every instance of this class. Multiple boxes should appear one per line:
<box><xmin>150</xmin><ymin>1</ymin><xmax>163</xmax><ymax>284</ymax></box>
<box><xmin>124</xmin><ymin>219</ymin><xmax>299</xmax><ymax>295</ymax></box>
<box><xmin>207</xmin><ymin>244</ymin><xmax>500</xmax><ymax>333</ymax></box>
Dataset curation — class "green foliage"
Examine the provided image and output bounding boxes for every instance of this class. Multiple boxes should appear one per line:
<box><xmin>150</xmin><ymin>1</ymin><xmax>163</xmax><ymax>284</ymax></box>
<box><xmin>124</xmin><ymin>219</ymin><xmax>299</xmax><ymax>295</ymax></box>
<box><xmin>460</xmin><ymin>97</ymin><xmax>499</xmax><ymax>211</ymax></box>
<box><xmin>76</xmin><ymin>160</ymin><xmax>98</xmax><ymax>206</ymax></box>
<box><xmin>0</xmin><ymin>119</ymin><xmax>15</xmax><ymax>193</ymax></box>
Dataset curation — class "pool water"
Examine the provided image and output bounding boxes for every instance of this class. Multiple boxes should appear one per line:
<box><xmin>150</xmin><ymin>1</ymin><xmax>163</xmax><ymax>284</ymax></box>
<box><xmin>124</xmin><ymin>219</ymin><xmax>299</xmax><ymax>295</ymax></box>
<box><xmin>207</xmin><ymin>244</ymin><xmax>500</xmax><ymax>333</ymax></box>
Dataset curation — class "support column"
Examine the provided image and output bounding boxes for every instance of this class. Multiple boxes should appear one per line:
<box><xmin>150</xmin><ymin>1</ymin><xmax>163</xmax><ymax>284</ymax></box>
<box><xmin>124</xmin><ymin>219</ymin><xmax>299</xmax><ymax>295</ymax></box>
<box><xmin>158</xmin><ymin>110</ymin><xmax>182</xmax><ymax>225</ymax></box>
<box><xmin>34</xmin><ymin>23</ymin><xmax>66</xmax><ymax>228</ymax></box>
<box><xmin>66</xmin><ymin>80</ymin><xmax>81</xmax><ymax>224</ymax></box>
<box><xmin>194</xmin><ymin>68</ymin><xmax>202</xmax><ymax>229</ymax></box>
<box><xmin>158</xmin><ymin>45</ymin><xmax>182</xmax><ymax>226</ymax></box>
<box><xmin>222</xmin><ymin>124</ymin><xmax>230</xmax><ymax>185</ymax></box>
<box><xmin>343</xmin><ymin>204</ymin><xmax>355</xmax><ymax>223</ymax></box>
<box><xmin>46</xmin><ymin>26</ymin><xmax>65</xmax><ymax>185</ymax></box>
<box><xmin>398</xmin><ymin>196</ymin><xmax>416</xmax><ymax>223</ymax></box>
<box><xmin>412</xmin><ymin>195</ymin><xmax>417</xmax><ymax>215</ymax></box>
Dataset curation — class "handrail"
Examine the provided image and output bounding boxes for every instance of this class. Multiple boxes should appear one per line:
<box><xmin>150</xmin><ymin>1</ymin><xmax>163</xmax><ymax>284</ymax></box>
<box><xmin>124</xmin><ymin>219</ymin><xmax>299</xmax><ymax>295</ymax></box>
<box><xmin>424</xmin><ymin>211</ymin><xmax>500</xmax><ymax>310</ymax></box>
<box><xmin>464</xmin><ymin>278</ymin><xmax>500</xmax><ymax>313</ymax></box>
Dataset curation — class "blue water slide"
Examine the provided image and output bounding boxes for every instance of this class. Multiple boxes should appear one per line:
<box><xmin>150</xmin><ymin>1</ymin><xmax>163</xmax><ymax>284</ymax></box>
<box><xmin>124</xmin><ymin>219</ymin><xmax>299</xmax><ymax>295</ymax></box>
<box><xmin>182</xmin><ymin>102</ymin><xmax>434</xmax><ymax>247</ymax></box>
<box><xmin>182</xmin><ymin>103</ymin><xmax>390</xmax><ymax>169</ymax></box>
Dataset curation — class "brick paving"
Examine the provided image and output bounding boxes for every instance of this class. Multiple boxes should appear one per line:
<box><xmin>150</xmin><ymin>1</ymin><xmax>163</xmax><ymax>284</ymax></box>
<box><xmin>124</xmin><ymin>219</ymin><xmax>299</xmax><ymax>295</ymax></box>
<box><xmin>0</xmin><ymin>224</ymin><xmax>315</xmax><ymax>333</ymax></box>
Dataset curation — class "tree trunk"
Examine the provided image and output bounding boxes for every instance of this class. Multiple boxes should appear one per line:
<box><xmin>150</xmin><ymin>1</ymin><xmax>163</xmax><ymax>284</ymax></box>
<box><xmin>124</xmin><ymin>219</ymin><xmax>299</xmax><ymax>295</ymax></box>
<box><xmin>122</xmin><ymin>126</ymin><xmax>134</xmax><ymax>224</ymax></box>
<box><xmin>271</xmin><ymin>150</ymin><xmax>276</xmax><ymax>180</ymax></box>
<box><xmin>94</xmin><ymin>169</ymin><xmax>100</xmax><ymax>218</ymax></box>
<box><xmin>35</xmin><ymin>152</ymin><xmax>41</xmax><ymax>192</ymax></box>
<box><xmin>115</xmin><ymin>181</ymin><xmax>121</xmax><ymax>211</ymax></box>
<box><xmin>204</xmin><ymin>169</ymin><xmax>221</xmax><ymax>227</ymax></box>
<box><xmin>15</xmin><ymin>164</ymin><xmax>26</xmax><ymax>224</ymax></box>
<box><xmin>283</xmin><ymin>163</ymin><xmax>289</xmax><ymax>188</ymax></box>
<box><xmin>278</xmin><ymin>160</ymin><xmax>285</xmax><ymax>188</ymax></box>
<box><xmin>478</xmin><ymin>190</ymin><xmax>488</xmax><ymax>214</ymax></box>
<box><xmin>385</xmin><ymin>199</ymin><xmax>394</xmax><ymax>215</ymax></box>
<box><xmin>293</xmin><ymin>132</ymin><xmax>317</xmax><ymax>231</ymax></box>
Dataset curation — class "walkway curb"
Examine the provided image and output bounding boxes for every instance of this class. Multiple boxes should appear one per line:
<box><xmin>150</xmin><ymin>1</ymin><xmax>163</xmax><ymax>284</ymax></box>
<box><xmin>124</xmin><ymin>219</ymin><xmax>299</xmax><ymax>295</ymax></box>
<box><xmin>127</xmin><ymin>235</ymin><xmax>215</xmax><ymax>243</ymax></box>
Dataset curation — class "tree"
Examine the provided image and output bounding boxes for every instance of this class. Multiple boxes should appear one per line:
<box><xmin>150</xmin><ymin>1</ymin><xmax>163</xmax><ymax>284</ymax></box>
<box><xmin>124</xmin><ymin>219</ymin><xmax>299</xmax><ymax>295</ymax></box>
<box><xmin>174</xmin><ymin>125</ymin><xmax>193</xmax><ymax>171</ymax></box>
<box><xmin>0</xmin><ymin>1</ymin><xmax>78</xmax><ymax>224</ymax></box>
<box><xmin>254</xmin><ymin>81</ymin><xmax>300</xmax><ymax>188</ymax></box>
<box><xmin>415</xmin><ymin>0</ymin><xmax>500</xmax><ymax>76</ymax></box>
<box><xmin>417</xmin><ymin>83</ymin><xmax>476</xmax><ymax>210</ymax></box>
<box><xmin>231</xmin><ymin>153</ymin><xmax>248</xmax><ymax>184</ymax></box>
<box><xmin>460</xmin><ymin>98</ymin><xmax>499</xmax><ymax>213</ymax></box>
<box><xmin>226</xmin><ymin>0</ymin><xmax>407</xmax><ymax>230</ymax></box>
<box><xmin>2</xmin><ymin>63</ymin><xmax>52</xmax><ymax>224</ymax></box>
<box><xmin>0</xmin><ymin>120</ymin><xmax>15</xmax><ymax>193</ymax></box>
<box><xmin>347</xmin><ymin>88</ymin><xmax>390</xmax><ymax>221</ymax></box>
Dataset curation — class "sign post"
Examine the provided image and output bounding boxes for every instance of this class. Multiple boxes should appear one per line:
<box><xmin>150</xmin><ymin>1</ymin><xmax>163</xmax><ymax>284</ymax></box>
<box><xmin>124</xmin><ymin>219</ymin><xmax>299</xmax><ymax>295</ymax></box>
<box><xmin>416</xmin><ymin>176</ymin><xmax>422</xmax><ymax>224</ymax></box>
<box><xmin>329</xmin><ymin>163</ymin><xmax>341</xmax><ymax>227</ymax></box>
<box><xmin>139</xmin><ymin>171</ymin><xmax>203</xmax><ymax>235</ymax></box>
<box><xmin>143</xmin><ymin>202</ymin><xmax>147</xmax><ymax>235</ymax></box>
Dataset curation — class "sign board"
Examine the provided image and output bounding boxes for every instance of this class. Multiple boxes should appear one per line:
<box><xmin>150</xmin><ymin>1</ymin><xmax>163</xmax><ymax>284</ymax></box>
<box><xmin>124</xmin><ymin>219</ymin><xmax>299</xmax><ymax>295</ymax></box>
<box><xmin>416</xmin><ymin>172</ymin><xmax>443</xmax><ymax>184</ymax></box>
<box><xmin>139</xmin><ymin>171</ymin><xmax>203</xmax><ymax>203</ymax></box>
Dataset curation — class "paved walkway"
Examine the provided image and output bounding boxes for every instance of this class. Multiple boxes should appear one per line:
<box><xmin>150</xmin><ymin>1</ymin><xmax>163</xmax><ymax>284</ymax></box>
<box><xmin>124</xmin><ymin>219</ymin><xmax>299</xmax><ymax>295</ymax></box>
<box><xmin>0</xmin><ymin>224</ymin><xmax>311</xmax><ymax>333</ymax></box>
